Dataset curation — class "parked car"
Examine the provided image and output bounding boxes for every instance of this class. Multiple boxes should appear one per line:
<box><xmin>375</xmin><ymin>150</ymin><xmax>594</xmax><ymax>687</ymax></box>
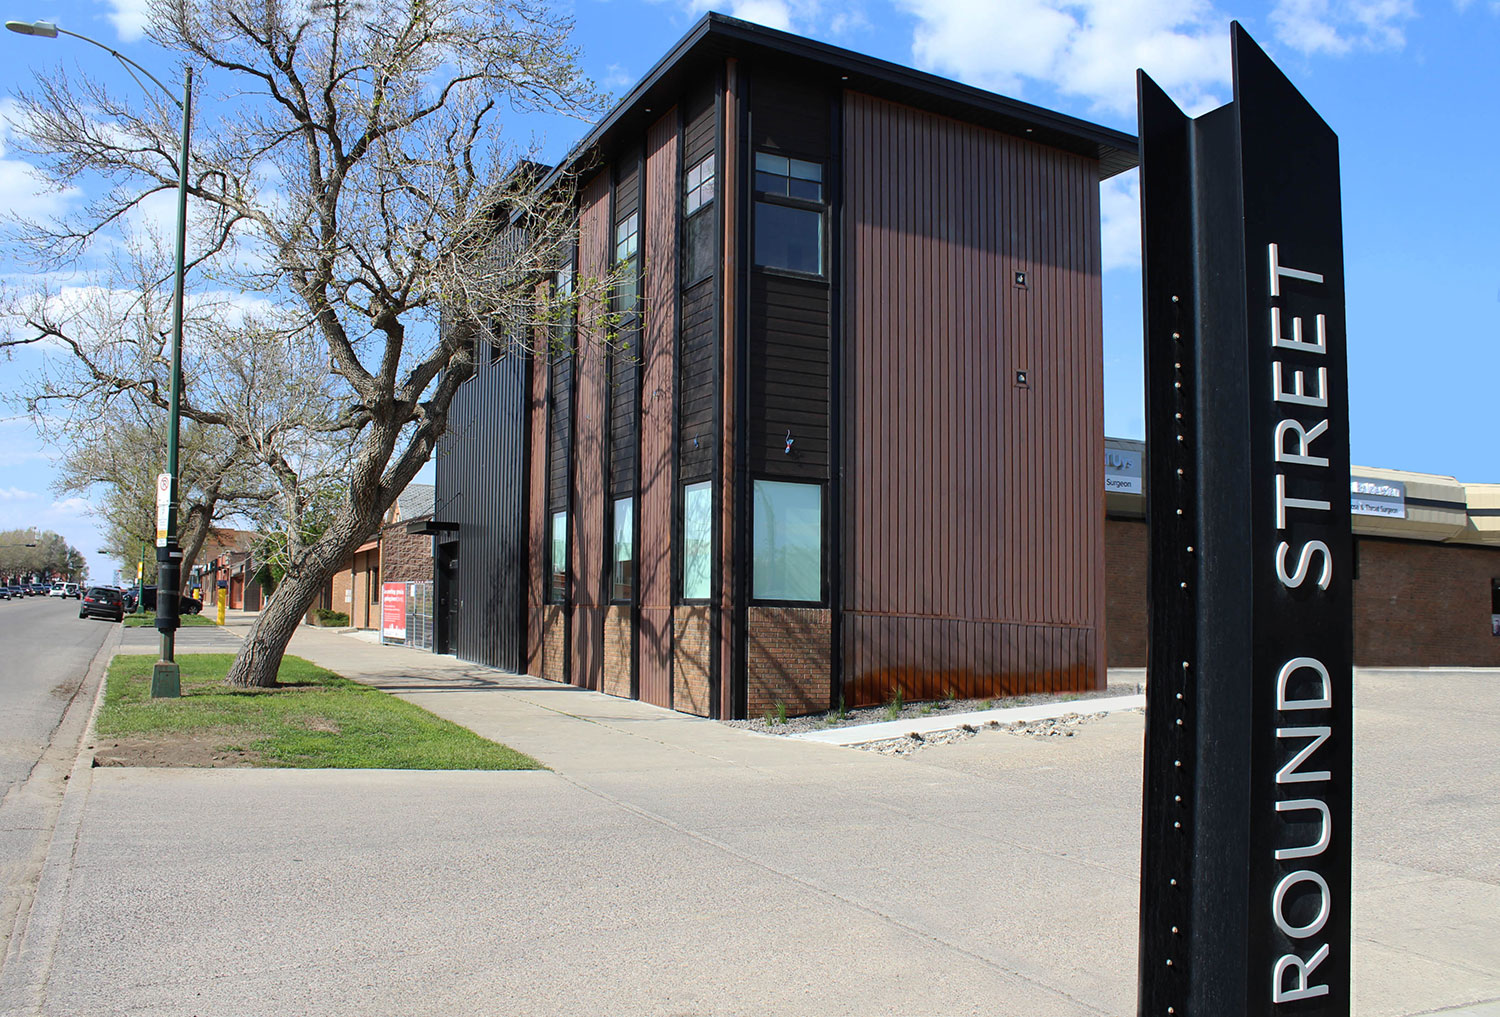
<box><xmin>0</xmin><ymin>587</ymin><xmax>8</xmax><ymax>600</ymax></box>
<box><xmin>30</xmin><ymin>584</ymin><xmax>47</xmax><ymax>596</ymax></box>
<box><xmin>79</xmin><ymin>586</ymin><xmax>124</xmax><ymax>622</ymax></box>
<box><xmin>123</xmin><ymin>586</ymin><xmax>204</xmax><ymax>615</ymax></box>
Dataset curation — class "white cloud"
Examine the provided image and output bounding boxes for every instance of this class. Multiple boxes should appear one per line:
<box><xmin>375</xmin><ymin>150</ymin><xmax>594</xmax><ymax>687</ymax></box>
<box><xmin>0</xmin><ymin>99</ymin><xmax>85</xmax><ymax>220</ymax></box>
<box><xmin>0</xmin><ymin>487</ymin><xmax>40</xmax><ymax>501</ymax></box>
<box><xmin>48</xmin><ymin>496</ymin><xmax>94</xmax><ymax>517</ymax></box>
<box><xmin>895</xmin><ymin>0</ymin><xmax>1232</xmax><ymax>117</ymax></box>
<box><xmin>0</xmin><ymin>450</ymin><xmax>49</xmax><ymax>468</ymax></box>
<box><xmin>105</xmin><ymin>0</ymin><xmax>153</xmax><ymax>43</ymax></box>
<box><xmin>1100</xmin><ymin>170</ymin><xmax>1140</xmax><ymax>272</ymax></box>
<box><xmin>712</xmin><ymin>0</ymin><xmax>796</xmax><ymax>30</ymax></box>
<box><xmin>1269</xmin><ymin>0</ymin><xmax>1417</xmax><ymax>55</ymax></box>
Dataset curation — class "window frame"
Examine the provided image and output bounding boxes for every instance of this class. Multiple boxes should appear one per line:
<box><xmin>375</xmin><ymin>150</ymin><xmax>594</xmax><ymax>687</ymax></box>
<box><xmin>684</xmin><ymin>153</ymin><xmax>716</xmax><ymax>215</ymax></box>
<box><xmin>547</xmin><ymin>510</ymin><xmax>568</xmax><ymax>604</ymax></box>
<box><xmin>752</xmin><ymin>150</ymin><xmax>827</xmax><ymax>280</ymax></box>
<box><xmin>683</xmin><ymin>153</ymin><xmax>718</xmax><ymax>287</ymax></box>
<box><xmin>613</xmin><ymin>211</ymin><xmax>640</xmax><ymax>311</ymax></box>
<box><xmin>749</xmin><ymin>478</ymin><xmax>827</xmax><ymax>606</ymax></box>
<box><xmin>679</xmin><ymin>481</ymin><xmax>714</xmax><ymax>603</ymax></box>
<box><xmin>611</xmin><ymin>496</ymin><xmax>635</xmax><ymax>604</ymax></box>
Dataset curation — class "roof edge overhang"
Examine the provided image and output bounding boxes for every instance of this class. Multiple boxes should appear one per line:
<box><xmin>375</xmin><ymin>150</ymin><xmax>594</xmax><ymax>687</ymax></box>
<box><xmin>534</xmin><ymin>12</ymin><xmax>1138</xmax><ymax>199</ymax></box>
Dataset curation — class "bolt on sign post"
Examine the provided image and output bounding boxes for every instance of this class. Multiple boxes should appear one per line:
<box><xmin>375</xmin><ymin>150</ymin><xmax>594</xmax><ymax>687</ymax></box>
<box><xmin>1136</xmin><ymin>23</ymin><xmax>1352</xmax><ymax>1016</ymax></box>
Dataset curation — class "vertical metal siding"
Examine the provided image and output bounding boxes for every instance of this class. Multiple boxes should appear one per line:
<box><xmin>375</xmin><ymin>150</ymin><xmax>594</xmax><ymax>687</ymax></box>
<box><xmin>571</xmin><ymin>172</ymin><xmax>611</xmax><ymax>690</ymax></box>
<box><xmin>639</xmin><ymin>109</ymin><xmax>679</xmax><ymax>708</ymax></box>
<box><xmin>841</xmin><ymin>92</ymin><xmax>1104</xmax><ymax>706</ymax></box>
<box><xmin>526</xmin><ymin>280</ymin><xmax>549</xmax><ymax>675</ymax></box>
<box><xmin>434</xmin><ymin>348</ymin><xmax>529</xmax><ymax>674</ymax></box>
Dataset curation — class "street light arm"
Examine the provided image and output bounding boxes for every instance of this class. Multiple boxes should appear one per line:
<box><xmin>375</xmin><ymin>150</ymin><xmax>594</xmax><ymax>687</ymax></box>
<box><xmin>10</xmin><ymin>22</ymin><xmax>184</xmax><ymax>108</ymax></box>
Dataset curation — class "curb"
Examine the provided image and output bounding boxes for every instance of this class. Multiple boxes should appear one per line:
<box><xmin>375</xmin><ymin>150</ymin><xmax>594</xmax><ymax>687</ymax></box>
<box><xmin>0</xmin><ymin>623</ymin><xmax>118</xmax><ymax>1014</ymax></box>
<box><xmin>786</xmin><ymin>693</ymin><xmax>1146</xmax><ymax>746</ymax></box>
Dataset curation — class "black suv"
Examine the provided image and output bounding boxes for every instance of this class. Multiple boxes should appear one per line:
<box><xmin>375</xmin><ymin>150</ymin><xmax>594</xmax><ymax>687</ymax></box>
<box><xmin>123</xmin><ymin>586</ymin><xmax>204</xmax><ymax>615</ymax></box>
<box><xmin>79</xmin><ymin>587</ymin><xmax>124</xmax><ymax>622</ymax></box>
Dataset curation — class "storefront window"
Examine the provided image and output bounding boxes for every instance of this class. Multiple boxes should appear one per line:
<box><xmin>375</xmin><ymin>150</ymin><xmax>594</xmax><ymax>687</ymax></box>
<box><xmin>752</xmin><ymin>480</ymin><xmax>822</xmax><ymax>602</ymax></box>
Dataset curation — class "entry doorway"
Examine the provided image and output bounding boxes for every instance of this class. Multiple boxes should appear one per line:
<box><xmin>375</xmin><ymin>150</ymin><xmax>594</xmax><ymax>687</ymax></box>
<box><xmin>437</xmin><ymin>540</ymin><xmax>459</xmax><ymax>654</ymax></box>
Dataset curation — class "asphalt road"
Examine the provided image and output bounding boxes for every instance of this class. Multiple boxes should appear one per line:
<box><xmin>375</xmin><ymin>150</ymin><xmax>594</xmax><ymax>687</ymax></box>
<box><xmin>0</xmin><ymin>595</ymin><xmax>112</xmax><ymax>800</ymax></box>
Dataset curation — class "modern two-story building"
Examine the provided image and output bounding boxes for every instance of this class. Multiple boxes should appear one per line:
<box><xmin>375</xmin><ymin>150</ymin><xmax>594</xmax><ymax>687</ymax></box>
<box><xmin>432</xmin><ymin>14</ymin><xmax>1137</xmax><ymax>719</ymax></box>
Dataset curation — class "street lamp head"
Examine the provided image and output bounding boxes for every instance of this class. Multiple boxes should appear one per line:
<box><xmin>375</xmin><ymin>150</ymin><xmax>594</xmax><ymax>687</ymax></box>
<box><xmin>5</xmin><ymin>20</ymin><xmax>59</xmax><ymax>38</ymax></box>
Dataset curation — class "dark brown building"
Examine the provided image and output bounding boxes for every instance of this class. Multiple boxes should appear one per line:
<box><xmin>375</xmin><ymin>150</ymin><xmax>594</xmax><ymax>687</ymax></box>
<box><xmin>434</xmin><ymin>15</ymin><xmax>1136</xmax><ymax>718</ymax></box>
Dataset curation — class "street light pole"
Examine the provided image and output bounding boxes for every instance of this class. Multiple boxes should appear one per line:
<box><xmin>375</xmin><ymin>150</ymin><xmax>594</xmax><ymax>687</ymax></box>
<box><xmin>8</xmin><ymin>18</ymin><xmax>190</xmax><ymax>696</ymax></box>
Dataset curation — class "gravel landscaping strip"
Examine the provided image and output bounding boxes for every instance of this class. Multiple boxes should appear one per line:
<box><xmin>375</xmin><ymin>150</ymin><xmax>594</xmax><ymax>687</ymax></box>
<box><xmin>723</xmin><ymin>679</ymin><xmax>1145</xmax><ymax>739</ymax></box>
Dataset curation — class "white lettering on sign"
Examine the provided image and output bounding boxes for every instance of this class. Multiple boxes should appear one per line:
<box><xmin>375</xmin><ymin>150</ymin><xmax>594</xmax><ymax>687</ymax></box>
<box><xmin>1273</xmin><ymin>943</ymin><xmax>1331</xmax><ymax>1003</ymax></box>
<box><xmin>1267</xmin><ymin>242</ymin><xmax>1339</xmax><ymax>1007</ymax></box>
<box><xmin>1274</xmin><ymin>540</ymin><xmax>1332</xmax><ymax>589</ymax></box>
<box><xmin>1276</xmin><ymin>658</ymin><xmax>1331</xmax><ymax>711</ymax></box>
<box><xmin>1274</xmin><ymin>799</ymin><xmax>1331</xmax><ymax>860</ymax></box>
<box><xmin>1274</xmin><ymin>419</ymin><xmax>1329</xmax><ymax>468</ymax></box>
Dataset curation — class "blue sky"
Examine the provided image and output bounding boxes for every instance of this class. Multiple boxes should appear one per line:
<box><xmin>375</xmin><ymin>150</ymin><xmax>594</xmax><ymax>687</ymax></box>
<box><xmin>1</xmin><ymin>0</ymin><xmax>1496</xmax><ymax>579</ymax></box>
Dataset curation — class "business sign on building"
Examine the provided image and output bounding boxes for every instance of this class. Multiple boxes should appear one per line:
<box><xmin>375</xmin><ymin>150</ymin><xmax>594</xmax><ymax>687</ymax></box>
<box><xmin>381</xmin><ymin>582</ymin><xmax>407</xmax><ymax>643</ymax></box>
<box><xmin>1106</xmin><ymin>444</ymin><xmax>1144</xmax><ymax>495</ymax></box>
<box><xmin>1350</xmin><ymin>478</ymin><xmax>1406</xmax><ymax>518</ymax></box>
<box><xmin>1138</xmin><ymin>23</ymin><xmax>1352</xmax><ymax>1016</ymax></box>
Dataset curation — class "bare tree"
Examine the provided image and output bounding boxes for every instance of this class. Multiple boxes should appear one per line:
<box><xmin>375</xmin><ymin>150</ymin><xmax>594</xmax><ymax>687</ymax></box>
<box><xmin>3</xmin><ymin>0</ymin><xmax>607</xmax><ymax>685</ymax></box>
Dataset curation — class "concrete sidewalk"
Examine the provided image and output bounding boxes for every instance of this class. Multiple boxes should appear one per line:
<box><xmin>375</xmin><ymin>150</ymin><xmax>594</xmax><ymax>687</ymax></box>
<box><xmin>3</xmin><ymin>620</ymin><xmax>1497</xmax><ymax>1016</ymax></box>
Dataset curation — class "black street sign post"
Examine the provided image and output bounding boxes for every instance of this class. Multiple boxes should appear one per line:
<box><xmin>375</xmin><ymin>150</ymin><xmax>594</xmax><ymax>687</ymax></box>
<box><xmin>1137</xmin><ymin>24</ymin><xmax>1353</xmax><ymax>1016</ymax></box>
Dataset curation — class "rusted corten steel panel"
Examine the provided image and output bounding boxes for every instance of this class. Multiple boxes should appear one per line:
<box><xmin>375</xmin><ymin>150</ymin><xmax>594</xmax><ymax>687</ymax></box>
<box><xmin>570</xmin><ymin>171</ymin><xmax>611</xmax><ymax>691</ymax></box>
<box><xmin>638</xmin><ymin>108</ymin><xmax>680</xmax><ymax>708</ymax></box>
<box><xmin>527</xmin><ymin>280</ymin><xmax>550</xmax><ymax>676</ymax></box>
<box><xmin>841</xmin><ymin>92</ymin><xmax>1104</xmax><ymax>707</ymax></box>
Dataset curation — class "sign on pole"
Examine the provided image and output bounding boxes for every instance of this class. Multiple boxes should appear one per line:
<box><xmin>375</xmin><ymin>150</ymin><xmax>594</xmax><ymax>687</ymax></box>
<box><xmin>1137</xmin><ymin>23</ymin><xmax>1352</xmax><ymax>1016</ymax></box>
<box><xmin>155</xmin><ymin>473</ymin><xmax>174</xmax><ymax>548</ymax></box>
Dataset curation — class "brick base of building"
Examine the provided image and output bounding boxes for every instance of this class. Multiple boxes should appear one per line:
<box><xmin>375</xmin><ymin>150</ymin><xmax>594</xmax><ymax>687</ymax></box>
<box><xmin>541</xmin><ymin>605</ymin><xmax>566</xmax><ymax>684</ymax></box>
<box><xmin>603</xmin><ymin>606</ymin><xmax>632</xmax><ymax>699</ymax></box>
<box><xmin>747</xmin><ymin>607</ymin><xmax>831</xmax><ymax>718</ymax></box>
<box><xmin>673</xmin><ymin>606</ymin><xmax>712</xmax><ymax>717</ymax></box>
<box><xmin>1105</xmin><ymin>519</ymin><xmax>1500</xmax><ymax>668</ymax></box>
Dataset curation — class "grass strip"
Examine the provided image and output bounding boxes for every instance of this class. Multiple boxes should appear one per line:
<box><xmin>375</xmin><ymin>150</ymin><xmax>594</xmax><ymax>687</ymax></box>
<box><xmin>122</xmin><ymin>612</ymin><xmax>216</xmax><ymax>628</ymax></box>
<box><xmin>98</xmin><ymin>653</ymin><xmax>543</xmax><ymax>770</ymax></box>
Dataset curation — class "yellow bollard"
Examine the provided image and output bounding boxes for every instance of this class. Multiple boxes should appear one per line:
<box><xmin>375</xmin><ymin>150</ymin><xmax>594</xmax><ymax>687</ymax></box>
<box><xmin>217</xmin><ymin>588</ymin><xmax>227</xmax><ymax>625</ymax></box>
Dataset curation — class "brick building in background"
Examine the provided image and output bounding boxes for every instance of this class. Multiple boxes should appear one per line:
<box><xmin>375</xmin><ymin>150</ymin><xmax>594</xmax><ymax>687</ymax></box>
<box><xmin>1103</xmin><ymin>436</ymin><xmax>1500</xmax><ymax>668</ymax></box>
<box><xmin>433</xmin><ymin>15</ymin><xmax>1135</xmax><ymax>718</ymax></box>
<box><xmin>195</xmin><ymin>528</ymin><xmax>263</xmax><ymax>610</ymax></box>
<box><xmin>329</xmin><ymin>483</ymin><xmax>435</xmax><ymax>629</ymax></box>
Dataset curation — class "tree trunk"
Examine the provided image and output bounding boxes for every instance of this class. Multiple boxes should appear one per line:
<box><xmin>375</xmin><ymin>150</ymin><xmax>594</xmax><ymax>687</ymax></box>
<box><xmin>223</xmin><ymin>561</ymin><xmax>332</xmax><ymax>687</ymax></box>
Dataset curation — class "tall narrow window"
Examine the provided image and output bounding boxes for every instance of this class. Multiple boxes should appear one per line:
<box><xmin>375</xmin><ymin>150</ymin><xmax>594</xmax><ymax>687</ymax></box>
<box><xmin>614</xmin><ymin>212</ymin><xmax>639</xmax><ymax>310</ymax></box>
<box><xmin>549</xmin><ymin>511</ymin><xmax>567</xmax><ymax>602</ymax></box>
<box><xmin>682</xmin><ymin>482</ymin><xmax>712</xmax><ymax>601</ymax></box>
<box><xmin>752</xmin><ymin>480</ymin><xmax>822</xmax><ymax>602</ymax></box>
<box><xmin>753</xmin><ymin>152</ymin><xmax>825</xmax><ymax>276</ymax></box>
<box><xmin>1491</xmin><ymin>578</ymin><xmax>1500</xmax><ymax>636</ymax></box>
<box><xmin>684</xmin><ymin>153</ymin><xmax>716</xmax><ymax>285</ymax></box>
<box><xmin>612</xmin><ymin>497</ymin><xmax>634</xmax><ymax>602</ymax></box>
<box><xmin>554</xmin><ymin>261</ymin><xmax>575</xmax><ymax>331</ymax></box>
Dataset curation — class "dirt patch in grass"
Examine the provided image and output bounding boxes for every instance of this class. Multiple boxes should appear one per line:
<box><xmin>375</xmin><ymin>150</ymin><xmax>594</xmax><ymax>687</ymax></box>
<box><xmin>93</xmin><ymin>731</ymin><xmax>265</xmax><ymax>768</ymax></box>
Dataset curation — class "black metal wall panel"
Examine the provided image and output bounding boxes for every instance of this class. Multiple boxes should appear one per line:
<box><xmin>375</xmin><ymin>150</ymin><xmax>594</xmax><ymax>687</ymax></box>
<box><xmin>434</xmin><ymin>351</ymin><xmax>530</xmax><ymax>673</ymax></box>
<box><xmin>748</xmin><ymin>273</ymin><xmax>829</xmax><ymax>479</ymax></box>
